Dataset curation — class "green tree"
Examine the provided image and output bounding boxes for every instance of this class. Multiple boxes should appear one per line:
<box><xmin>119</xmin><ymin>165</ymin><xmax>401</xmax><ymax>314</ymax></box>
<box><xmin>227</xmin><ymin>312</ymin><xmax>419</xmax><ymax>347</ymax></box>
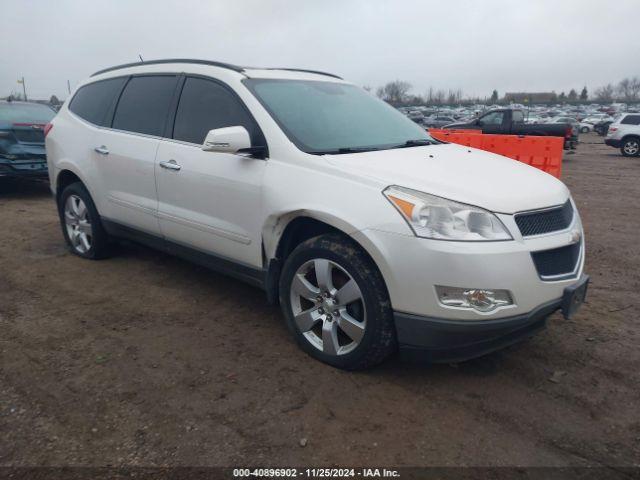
<box><xmin>490</xmin><ymin>90</ymin><xmax>498</xmax><ymax>103</ymax></box>
<box><xmin>580</xmin><ymin>86</ymin><xmax>588</xmax><ymax>101</ymax></box>
<box><xmin>559</xmin><ymin>91</ymin><xmax>567</xmax><ymax>102</ymax></box>
<box><xmin>568</xmin><ymin>89</ymin><xmax>578</xmax><ymax>101</ymax></box>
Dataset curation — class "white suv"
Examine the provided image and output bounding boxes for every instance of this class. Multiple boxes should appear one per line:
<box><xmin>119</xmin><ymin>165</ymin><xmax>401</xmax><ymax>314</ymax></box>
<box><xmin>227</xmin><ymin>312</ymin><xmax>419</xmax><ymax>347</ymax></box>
<box><xmin>45</xmin><ymin>59</ymin><xmax>588</xmax><ymax>369</ymax></box>
<box><xmin>605</xmin><ymin>113</ymin><xmax>640</xmax><ymax>157</ymax></box>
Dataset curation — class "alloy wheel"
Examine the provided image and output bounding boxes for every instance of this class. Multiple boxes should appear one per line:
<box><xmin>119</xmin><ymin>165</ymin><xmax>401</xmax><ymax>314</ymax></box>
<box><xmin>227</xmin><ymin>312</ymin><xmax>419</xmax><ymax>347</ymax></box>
<box><xmin>289</xmin><ymin>259</ymin><xmax>366</xmax><ymax>356</ymax></box>
<box><xmin>623</xmin><ymin>140</ymin><xmax>639</xmax><ymax>156</ymax></box>
<box><xmin>64</xmin><ymin>194</ymin><xmax>92</xmax><ymax>253</ymax></box>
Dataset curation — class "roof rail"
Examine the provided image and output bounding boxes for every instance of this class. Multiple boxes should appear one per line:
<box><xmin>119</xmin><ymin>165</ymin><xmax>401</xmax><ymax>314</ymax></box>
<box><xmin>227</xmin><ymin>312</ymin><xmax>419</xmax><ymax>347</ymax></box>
<box><xmin>265</xmin><ymin>68</ymin><xmax>342</xmax><ymax>80</ymax></box>
<box><xmin>91</xmin><ymin>59</ymin><xmax>343</xmax><ymax>80</ymax></box>
<box><xmin>91</xmin><ymin>58</ymin><xmax>245</xmax><ymax>77</ymax></box>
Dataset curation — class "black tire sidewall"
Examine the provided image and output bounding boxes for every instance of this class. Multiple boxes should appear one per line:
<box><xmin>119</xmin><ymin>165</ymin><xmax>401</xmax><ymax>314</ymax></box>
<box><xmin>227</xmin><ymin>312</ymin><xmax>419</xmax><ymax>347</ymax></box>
<box><xmin>58</xmin><ymin>182</ymin><xmax>109</xmax><ymax>259</ymax></box>
<box><xmin>279</xmin><ymin>235</ymin><xmax>395</xmax><ymax>369</ymax></box>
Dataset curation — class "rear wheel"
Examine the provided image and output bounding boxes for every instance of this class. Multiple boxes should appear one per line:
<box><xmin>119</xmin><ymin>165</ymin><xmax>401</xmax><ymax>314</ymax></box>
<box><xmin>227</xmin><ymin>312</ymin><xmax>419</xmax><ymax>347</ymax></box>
<box><xmin>58</xmin><ymin>182</ymin><xmax>110</xmax><ymax>259</ymax></box>
<box><xmin>279</xmin><ymin>233</ymin><xmax>396</xmax><ymax>370</ymax></box>
<box><xmin>580</xmin><ymin>126</ymin><xmax>589</xmax><ymax>133</ymax></box>
<box><xmin>621</xmin><ymin>137</ymin><xmax>640</xmax><ymax>157</ymax></box>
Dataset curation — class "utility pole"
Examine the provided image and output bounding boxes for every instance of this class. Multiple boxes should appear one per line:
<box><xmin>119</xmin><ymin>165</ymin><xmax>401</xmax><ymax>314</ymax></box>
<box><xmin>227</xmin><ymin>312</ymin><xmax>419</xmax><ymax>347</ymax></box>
<box><xmin>17</xmin><ymin>77</ymin><xmax>27</xmax><ymax>101</ymax></box>
<box><xmin>67</xmin><ymin>80</ymin><xmax>71</xmax><ymax>95</ymax></box>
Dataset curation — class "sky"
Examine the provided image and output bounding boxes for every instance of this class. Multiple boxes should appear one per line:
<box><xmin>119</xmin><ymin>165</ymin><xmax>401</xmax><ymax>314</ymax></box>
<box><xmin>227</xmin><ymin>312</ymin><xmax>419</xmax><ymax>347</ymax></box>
<box><xmin>1</xmin><ymin>0</ymin><xmax>639</xmax><ymax>100</ymax></box>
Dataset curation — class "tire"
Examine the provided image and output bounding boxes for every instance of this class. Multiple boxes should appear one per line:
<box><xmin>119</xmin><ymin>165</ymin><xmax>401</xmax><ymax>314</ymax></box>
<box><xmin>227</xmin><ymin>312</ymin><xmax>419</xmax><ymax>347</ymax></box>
<box><xmin>57</xmin><ymin>182</ymin><xmax>111</xmax><ymax>259</ymax></box>
<box><xmin>580</xmin><ymin>126</ymin><xmax>589</xmax><ymax>133</ymax></box>
<box><xmin>279</xmin><ymin>233</ymin><xmax>396</xmax><ymax>370</ymax></box>
<box><xmin>620</xmin><ymin>137</ymin><xmax>640</xmax><ymax>157</ymax></box>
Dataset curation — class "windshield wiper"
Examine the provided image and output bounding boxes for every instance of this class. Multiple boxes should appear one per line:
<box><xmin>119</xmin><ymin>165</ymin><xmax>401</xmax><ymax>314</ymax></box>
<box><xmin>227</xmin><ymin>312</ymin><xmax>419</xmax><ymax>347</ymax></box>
<box><xmin>388</xmin><ymin>139</ymin><xmax>434</xmax><ymax>149</ymax></box>
<box><xmin>309</xmin><ymin>146</ymin><xmax>381</xmax><ymax>155</ymax></box>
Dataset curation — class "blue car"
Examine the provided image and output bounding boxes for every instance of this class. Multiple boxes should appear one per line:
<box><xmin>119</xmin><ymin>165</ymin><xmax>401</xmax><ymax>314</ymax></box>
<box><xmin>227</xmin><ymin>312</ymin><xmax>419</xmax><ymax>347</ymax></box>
<box><xmin>0</xmin><ymin>101</ymin><xmax>56</xmax><ymax>178</ymax></box>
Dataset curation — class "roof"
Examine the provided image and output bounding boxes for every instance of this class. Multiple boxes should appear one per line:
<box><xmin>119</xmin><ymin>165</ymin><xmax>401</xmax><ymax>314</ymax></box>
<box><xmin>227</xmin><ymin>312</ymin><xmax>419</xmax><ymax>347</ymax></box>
<box><xmin>91</xmin><ymin>58</ymin><xmax>342</xmax><ymax>80</ymax></box>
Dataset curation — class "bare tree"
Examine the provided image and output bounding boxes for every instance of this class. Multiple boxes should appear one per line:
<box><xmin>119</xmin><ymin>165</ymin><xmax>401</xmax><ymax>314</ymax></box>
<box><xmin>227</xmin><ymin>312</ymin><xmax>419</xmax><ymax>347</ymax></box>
<box><xmin>617</xmin><ymin>76</ymin><xmax>640</xmax><ymax>101</ymax></box>
<box><xmin>568</xmin><ymin>89</ymin><xmax>578</xmax><ymax>101</ymax></box>
<box><xmin>376</xmin><ymin>80</ymin><xmax>412</xmax><ymax>105</ymax></box>
<box><xmin>594</xmin><ymin>84</ymin><xmax>615</xmax><ymax>102</ymax></box>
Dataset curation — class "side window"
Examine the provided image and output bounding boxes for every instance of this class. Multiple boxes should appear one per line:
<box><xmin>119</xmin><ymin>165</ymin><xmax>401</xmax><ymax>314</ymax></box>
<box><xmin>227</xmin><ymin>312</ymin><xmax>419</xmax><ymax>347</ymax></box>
<box><xmin>69</xmin><ymin>78</ymin><xmax>126</xmax><ymax>126</ymax></box>
<box><xmin>173</xmin><ymin>77</ymin><xmax>261</xmax><ymax>145</ymax></box>
<box><xmin>512</xmin><ymin>110</ymin><xmax>524</xmax><ymax>123</ymax></box>
<box><xmin>112</xmin><ymin>76</ymin><xmax>178</xmax><ymax>136</ymax></box>
<box><xmin>621</xmin><ymin>115</ymin><xmax>640</xmax><ymax>125</ymax></box>
<box><xmin>482</xmin><ymin>111</ymin><xmax>504</xmax><ymax>125</ymax></box>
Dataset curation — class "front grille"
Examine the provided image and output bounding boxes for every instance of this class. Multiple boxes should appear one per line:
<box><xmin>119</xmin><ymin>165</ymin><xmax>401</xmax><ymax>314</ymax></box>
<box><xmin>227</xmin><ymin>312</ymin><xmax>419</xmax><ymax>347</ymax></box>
<box><xmin>13</xmin><ymin>129</ymin><xmax>45</xmax><ymax>144</ymax></box>
<box><xmin>531</xmin><ymin>241</ymin><xmax>581</xmax><ymax>279</ymax></box>
<box><xmin>515</xmin><ymin>200</ymin><xmax>573</xmax><ymax>237</ymax></box>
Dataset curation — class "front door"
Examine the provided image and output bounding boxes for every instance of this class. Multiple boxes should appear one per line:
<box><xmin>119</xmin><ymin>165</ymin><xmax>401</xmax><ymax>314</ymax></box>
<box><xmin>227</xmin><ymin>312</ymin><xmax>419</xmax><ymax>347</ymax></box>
<box><xmin>155</xmin><ymin>76</ymin><xmax>267</xmax><ymax>267</ymax></box>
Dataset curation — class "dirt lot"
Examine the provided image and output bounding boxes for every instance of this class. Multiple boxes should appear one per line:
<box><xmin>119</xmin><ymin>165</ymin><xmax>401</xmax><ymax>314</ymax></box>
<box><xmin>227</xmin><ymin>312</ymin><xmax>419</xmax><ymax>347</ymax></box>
<box><xmin>1</xmin><ymin>134</ymin><xmax>639</xmax><ymax>469</ymax></box>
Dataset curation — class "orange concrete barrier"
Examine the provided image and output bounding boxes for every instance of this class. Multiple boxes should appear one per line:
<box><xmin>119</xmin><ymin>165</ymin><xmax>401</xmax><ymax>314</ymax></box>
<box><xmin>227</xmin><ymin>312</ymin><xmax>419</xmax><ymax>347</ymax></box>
<box><xmin>428</xmin><ymin>130</ymin><xmax>563</xmax><ymax>178</ymax></box>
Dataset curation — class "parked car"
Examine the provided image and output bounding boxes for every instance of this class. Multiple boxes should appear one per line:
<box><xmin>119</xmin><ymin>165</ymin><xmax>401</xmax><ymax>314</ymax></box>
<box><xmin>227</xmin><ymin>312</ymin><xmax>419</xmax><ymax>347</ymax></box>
<box><xmin>578</xmin><ymin>122</ymin><xmax>594</xmax><ymax>133</ymax></box>
<box><xmin>605</xmin><ymin>113</ymin><xmax>640</xmax><ymax>157</ymax></box>
<box><xmin>406</xmin><ymin>110</ymin><xmax>424</xmax><ymax>124</ymax></box>
<box><xmin>582</xmin><ymin>114</ymin><xmax>614</xmax><ymax>125</ymax></box>
<box><xmin>445</xmin><ymin>109</ymin><xmax>577</xmax><ymax>149</ymax></box>
<box><xmin>0</xmin><ymin>100</ymin><xmax>56</xmax><ymax>178</ymax></box>
<box><xmin>594</xmin><ymin>120</ymin><xmax>613</xmax><ymax>136</ymax></box>
<box><xmin>46</xmin><ymin>59</ymin><xmax>588</xmax><ymax>369</ymax></box>
<box><xmin>423</xmin><ymin>115</ymin><xmax>456</xmax><ymax>128</ymax></box>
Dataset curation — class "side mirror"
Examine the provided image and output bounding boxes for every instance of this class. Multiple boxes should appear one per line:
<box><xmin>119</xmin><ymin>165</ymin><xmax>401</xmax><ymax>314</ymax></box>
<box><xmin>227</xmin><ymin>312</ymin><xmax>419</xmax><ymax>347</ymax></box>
<box><xmin>202</xmin><ymin>126</ymin><xmax>257</xmax><ymax>155</ymax></box>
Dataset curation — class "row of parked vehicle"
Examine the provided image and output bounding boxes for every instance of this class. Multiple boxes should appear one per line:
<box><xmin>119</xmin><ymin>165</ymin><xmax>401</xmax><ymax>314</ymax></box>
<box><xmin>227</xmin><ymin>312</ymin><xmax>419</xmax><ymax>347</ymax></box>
<box><xmin>400</xmin><ymin>103</ymin><xmax>639</xmax><ymax>138</ymax></box>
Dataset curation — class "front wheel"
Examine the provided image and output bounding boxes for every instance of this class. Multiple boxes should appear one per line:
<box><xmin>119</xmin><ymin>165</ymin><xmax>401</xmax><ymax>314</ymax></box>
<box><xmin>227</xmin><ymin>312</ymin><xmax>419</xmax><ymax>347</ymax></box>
<box><xmin>621</xmin><ymin>137</ymin><xmax>640</xmax><ymax>157</ymax></box>
<box><xmin>580</xmin><ymin>126</ymin><xmax>590</xmax><ymax>133</ymax></box>
<box><xmin>279</xmin><ymin>234</ymin><xmax>396</xmax><ymax>370</ymax></box>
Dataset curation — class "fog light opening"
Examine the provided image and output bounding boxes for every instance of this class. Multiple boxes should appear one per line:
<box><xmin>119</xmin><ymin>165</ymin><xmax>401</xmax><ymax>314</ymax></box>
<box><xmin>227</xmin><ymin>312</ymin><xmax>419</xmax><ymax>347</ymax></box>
<box><xmin>436</xmin><ymin>286</ymin><xmax>513</xmax><ymax>313</ymax></box>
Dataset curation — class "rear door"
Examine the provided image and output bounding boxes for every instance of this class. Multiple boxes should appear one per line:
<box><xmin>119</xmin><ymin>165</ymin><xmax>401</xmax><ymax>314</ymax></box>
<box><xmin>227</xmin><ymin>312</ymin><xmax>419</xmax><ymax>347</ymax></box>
<box><xmin>155</xmin><ymin>76</ymin><xmax>267</xmax><ymax>267</ymax></box>
<box><xmin>94</xmin><ymin>75</ymin><xmax>179</xmax><ymax>235</ymax></box>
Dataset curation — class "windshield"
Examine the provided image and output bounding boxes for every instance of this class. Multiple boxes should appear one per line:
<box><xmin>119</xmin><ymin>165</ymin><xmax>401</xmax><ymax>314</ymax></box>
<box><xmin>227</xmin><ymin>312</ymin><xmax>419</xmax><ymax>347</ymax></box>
<box><xmin>243</xmin><ymin>79</ymin><xmax>433</xmax><ymax>154</ymax></box>
<box><xmin>0</xmin><ymin>103</ymin><xmax>56</xmax><ymax>124</ymax></box>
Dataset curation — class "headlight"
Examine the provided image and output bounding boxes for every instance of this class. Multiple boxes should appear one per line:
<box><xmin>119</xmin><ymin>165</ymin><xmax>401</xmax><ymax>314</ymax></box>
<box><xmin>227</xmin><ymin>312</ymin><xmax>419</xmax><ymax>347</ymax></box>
<box><xmin>383</xmin><ymin>185</ymin><xmax>512</xmax><ymax>241</ymax></box>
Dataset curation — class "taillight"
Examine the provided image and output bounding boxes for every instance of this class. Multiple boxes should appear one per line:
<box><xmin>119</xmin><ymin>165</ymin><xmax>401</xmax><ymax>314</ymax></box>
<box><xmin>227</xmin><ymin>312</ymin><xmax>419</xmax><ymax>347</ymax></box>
<box><xmin>44</xmin><ymin>123</ymin><xmax>54</xmax><ymax>138</ymax></box>
<box><xmin>609</xmin><ymin>127</ymin><xmax>618</xmax><ymax>133</ymax></box>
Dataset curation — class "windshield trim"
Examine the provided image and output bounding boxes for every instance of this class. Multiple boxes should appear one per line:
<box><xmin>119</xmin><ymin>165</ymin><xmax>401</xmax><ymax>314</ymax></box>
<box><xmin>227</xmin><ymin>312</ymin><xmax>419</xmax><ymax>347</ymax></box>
<box><xmin>242</xmin><ymin>78</ymin><xmax>435</xmax><ymax>155</ymax></box>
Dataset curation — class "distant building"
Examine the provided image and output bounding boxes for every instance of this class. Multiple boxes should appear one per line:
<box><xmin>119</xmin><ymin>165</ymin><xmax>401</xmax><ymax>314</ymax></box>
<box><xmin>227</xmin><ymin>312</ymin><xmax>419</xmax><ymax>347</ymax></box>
<box><xmin>504</xmin><ymin>92</ymin><xmax>556</xmax><ymax>103</ymax></box>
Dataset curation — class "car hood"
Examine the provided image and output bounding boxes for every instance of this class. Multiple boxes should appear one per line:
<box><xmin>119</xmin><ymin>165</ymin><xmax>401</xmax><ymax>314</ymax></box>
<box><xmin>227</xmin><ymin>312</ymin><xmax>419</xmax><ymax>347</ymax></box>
<box><xmin>325</xmin><ymin>143</ymin><xmax>569</xmax><ymax>214</ymax></box>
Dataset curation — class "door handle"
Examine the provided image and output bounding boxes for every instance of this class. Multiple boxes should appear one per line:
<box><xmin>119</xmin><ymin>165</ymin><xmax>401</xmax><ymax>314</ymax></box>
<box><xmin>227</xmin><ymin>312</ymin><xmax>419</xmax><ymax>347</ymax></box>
<box><xmin>94</xmin><ymin>145</ymin><xmax>109</xmax><ymax>155</ymax></box>
<box><xmin>159</xmin><ymin>159</ymin><xmax>181</xmax><ymax>171</ymax></box>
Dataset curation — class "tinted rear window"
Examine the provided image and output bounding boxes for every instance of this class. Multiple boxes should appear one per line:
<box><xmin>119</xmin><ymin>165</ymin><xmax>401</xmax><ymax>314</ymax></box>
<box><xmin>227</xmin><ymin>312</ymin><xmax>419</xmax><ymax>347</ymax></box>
<box><xmin>112</xmin><ymin>76</ymin><xmax>178</xmax><ymax>136</ymax></box>
<box><xmin>0</xmin><ymin>103</ymin><xmax>55</xmax><ymax>124</ymax></box>
<box><xmin>173</xmin><ymin>77</ymin><xmax>260</xmax><ymax>145</ymax></box>
<box><xmin>69</xmin><ymin>78</ymin><xmax>126</xmax><ymax>126</ymax></box>
<box><xmin>621</xmin><ymin>115</ymin><xmax>640</xmax><ymax>125</ymax></box>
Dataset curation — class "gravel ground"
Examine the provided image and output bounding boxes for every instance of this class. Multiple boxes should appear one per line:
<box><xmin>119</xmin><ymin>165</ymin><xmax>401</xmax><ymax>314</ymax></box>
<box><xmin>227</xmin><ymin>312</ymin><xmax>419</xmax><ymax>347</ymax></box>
<box><xmin>0</xmin><ymin>134</ymin><xmax>639</xmax><ymax>469</ymax></box>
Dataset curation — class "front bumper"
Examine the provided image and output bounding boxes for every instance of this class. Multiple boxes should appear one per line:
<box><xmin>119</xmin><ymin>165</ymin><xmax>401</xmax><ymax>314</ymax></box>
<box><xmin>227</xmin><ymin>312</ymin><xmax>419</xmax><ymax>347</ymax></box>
<box><xmin>604</xmin><ymin>138</ymin><xmax>621</xmax><ymax>148</ymax></box>
<box><xmin>396</xmin><ymin>274</ymin><xmax>588</xmax><ymax>362</ymax></box>
<box><xmin>0</xmin><ymin>158</ymin><xmax>48</xmax><ymax>178</ymax></box>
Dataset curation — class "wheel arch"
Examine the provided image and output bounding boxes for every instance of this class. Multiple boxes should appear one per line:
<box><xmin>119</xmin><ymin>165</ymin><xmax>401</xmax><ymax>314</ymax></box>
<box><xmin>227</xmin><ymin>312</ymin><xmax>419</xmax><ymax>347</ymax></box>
<box><xmin>621</xmin><ymin>134</ymin><xmax>640</xmax><ymax>144</ymax></box>
<box><xmin>262</xmin><ymin>211</ymin><xmax>389</xmax><ymax>306</ymax></box>
<box><xmin>54</xmin><ymin>164</ymin><xmax>94</xmax><ymax>204</ymax></box>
